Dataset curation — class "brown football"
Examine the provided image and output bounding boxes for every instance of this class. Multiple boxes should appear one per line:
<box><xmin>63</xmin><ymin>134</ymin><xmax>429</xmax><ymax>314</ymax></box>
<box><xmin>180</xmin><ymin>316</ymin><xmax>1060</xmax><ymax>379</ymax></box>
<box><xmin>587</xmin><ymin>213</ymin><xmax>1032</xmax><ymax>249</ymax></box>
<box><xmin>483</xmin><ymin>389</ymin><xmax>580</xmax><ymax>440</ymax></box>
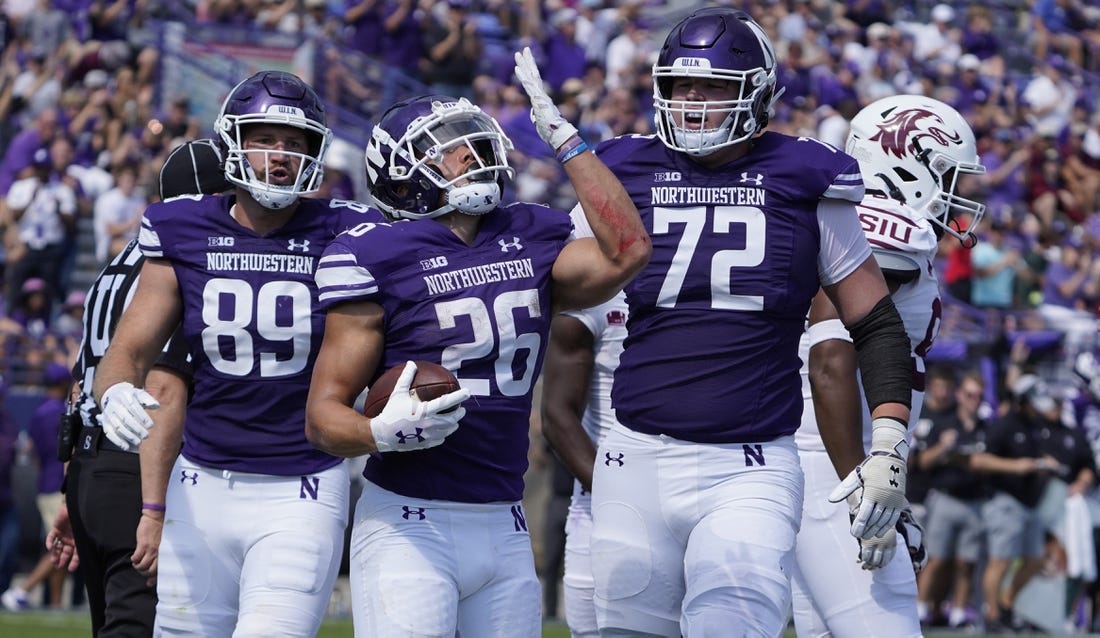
<box><xmin>362</xmin><ymin>361</ymin><xmax>461</xmax><ymax>418</ymax></box>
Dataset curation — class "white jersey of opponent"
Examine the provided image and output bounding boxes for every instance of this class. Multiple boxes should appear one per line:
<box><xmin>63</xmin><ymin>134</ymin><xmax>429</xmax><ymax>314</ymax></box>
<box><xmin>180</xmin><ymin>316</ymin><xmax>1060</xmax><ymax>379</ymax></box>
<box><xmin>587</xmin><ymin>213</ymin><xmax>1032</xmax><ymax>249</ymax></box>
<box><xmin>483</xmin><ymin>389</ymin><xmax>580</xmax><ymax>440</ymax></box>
<box><xmin>566</xmin><ymin>292</ymin><xmax>629</xmax><ymax>449</ymax></box>
<box><xmin>791</xmin><ymin>194</ymin><xmax>939</xmax><ymax>637</ymax></box>
<box><xmin>794</xmin><ymin>194</ymin><xmax>941</xmax><ymax>452</ymax></box>
<box><xmin>560</xmin><ymin>291</ymin><xmax>628</xmax><ymax>638</ymax></box>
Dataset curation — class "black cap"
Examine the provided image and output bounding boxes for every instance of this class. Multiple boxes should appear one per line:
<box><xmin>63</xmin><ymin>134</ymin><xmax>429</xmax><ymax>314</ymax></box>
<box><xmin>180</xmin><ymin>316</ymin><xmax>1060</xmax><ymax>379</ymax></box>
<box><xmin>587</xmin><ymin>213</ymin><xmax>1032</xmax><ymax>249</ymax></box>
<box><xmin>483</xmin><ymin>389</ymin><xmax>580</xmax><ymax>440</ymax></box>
<box><xmin>159</xmin><ymin>139</ymin><xmax>230</xmax><ymax>199</ymax></box>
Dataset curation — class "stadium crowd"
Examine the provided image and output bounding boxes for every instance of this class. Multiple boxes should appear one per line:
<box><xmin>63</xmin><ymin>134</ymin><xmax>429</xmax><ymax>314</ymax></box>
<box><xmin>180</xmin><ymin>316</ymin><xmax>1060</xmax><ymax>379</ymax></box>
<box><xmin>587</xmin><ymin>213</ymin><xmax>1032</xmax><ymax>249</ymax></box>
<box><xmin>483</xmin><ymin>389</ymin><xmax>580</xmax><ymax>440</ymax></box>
<box><xmin>0</xmin><ymin>0</ymin><xmax>1098</xmax><ymax>633</ymax></box>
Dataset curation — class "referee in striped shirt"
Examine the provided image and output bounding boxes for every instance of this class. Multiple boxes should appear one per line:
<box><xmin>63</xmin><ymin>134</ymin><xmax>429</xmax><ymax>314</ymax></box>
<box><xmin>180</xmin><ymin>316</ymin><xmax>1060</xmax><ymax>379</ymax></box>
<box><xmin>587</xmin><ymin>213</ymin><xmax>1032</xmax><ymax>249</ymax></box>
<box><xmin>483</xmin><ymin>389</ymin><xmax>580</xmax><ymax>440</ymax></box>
<box><xmin>45</xmin><ymin>140</ymin><xmax>227</xmax><ymax>636</ymax></box>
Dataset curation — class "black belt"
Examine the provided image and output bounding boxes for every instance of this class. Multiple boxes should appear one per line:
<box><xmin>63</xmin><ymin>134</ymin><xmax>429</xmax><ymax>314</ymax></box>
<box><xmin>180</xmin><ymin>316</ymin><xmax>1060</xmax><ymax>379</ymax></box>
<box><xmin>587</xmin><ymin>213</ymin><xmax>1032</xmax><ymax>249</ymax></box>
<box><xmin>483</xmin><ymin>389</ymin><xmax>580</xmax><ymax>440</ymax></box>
<box><xmin>76</xmin><ymin>426</ymin><xmax>138</xmax><ymax>455</ymax></box>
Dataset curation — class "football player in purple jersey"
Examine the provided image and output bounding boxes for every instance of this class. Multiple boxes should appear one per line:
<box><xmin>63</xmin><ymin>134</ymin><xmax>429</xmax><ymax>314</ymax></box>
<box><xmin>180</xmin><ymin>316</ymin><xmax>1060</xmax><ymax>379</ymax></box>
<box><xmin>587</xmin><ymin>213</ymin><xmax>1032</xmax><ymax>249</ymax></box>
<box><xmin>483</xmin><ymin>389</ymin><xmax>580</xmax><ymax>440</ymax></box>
<box><xmin>574</xmin><ymin>8</ymin><xmax>916</xmax><ymax>636</ymax></box>
<box><xmin>792</xmin><ymin>95</ymin><xmax>987</xmax><ymax>636</ymax></box>
<box><xmin>303</xmin><ymin>48</ymin><xmax>650</xmax><ymax>636</ymax></box>
<box><xmin>91</xmin><ymin>71</ymin><xmax>378</xmax><ymax>637</ymax></box>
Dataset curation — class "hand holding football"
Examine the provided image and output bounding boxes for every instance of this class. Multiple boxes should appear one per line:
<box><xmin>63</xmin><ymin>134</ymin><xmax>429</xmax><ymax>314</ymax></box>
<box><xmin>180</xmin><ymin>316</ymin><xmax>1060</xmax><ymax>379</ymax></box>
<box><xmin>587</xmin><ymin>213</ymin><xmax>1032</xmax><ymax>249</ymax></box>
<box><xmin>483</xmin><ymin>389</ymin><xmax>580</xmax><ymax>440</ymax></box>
<box><xmin>363</xmin><ymin>361</ymin><xmax>461</xmax><ymax>418</ymax></box>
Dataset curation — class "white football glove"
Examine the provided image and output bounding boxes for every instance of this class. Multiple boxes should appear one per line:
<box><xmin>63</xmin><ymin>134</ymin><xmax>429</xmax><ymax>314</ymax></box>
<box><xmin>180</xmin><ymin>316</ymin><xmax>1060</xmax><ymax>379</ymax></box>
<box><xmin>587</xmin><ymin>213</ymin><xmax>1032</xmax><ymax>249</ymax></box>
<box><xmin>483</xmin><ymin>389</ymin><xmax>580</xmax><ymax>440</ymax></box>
<box><xmin>98</xmin><ymin>382</ymin><xmax>159</xmax><ymax>451</ymax></box>
<box><xmin>857</xmin><ymin>525</ymin><xmax>897</xmax><ymax>571</ymax></box>
<box><xmin>852</xmin><ymin>505</ymin><xmax>925</xmax><ymax>571</ymax></box>
<box><xmin>513</xmin><ymin>46</ymin><xmax>578</xmax><ymax>151</ymax></box>
<box><xmin>828</xmin><ymin>417</ymin><xmax>909</xmax><ymax>539</ymax></box>
<box><xmin>369</xmin><ymin>361</ymin><xmax>470</xmax><ymax>453</ymax></box>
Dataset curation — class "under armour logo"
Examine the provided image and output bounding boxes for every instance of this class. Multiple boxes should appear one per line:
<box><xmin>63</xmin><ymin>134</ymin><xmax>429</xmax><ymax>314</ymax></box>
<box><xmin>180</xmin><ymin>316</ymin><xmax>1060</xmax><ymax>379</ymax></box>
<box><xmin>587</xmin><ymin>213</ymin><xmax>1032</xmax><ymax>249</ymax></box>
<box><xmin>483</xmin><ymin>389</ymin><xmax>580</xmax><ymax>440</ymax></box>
<box><xmin>287</xmin><ymin>238</ymin><xmax>310</xmax><ymax>252</ymax></box>
<box><xmin>402</xmin><ymin>506</ymin><xmax>426</xmax><ymax>520</ymax></box>
<box><xmin>180</xmin><ymin>470</ymin><xmax>199</xmax><ymax>485</ymax></box>
<box><xmin>395</xmin><ymin>428</ymin><xmax>426</xmax><ymax>444</ymax></box>
<box><xmin>739</xmin><ymin>172</ymin><xmax>764</xmax><ymax>185</ymax></box>
<box><xmin>889</xmin><ymin>464</ymin><xmax>901</xmax><ymax>488</ymax></box>
<box><xmin>604</xmin><ymin>452</ymin><xmax>625</xmax><ymax>467</ymax></box>
<box><xmin>511</xmin><ymin>504</ymin><xmax>528</xmax><ymax>532</ymax></box>
<box><xmin>82</xmin><ymin>435</ymin><xmax>92</xmax><ymax>450</ymax></box>
<box><xmin>498</xmin><ymin>237</ymin><xmax>522</xmax><ymax>252</ymax></box>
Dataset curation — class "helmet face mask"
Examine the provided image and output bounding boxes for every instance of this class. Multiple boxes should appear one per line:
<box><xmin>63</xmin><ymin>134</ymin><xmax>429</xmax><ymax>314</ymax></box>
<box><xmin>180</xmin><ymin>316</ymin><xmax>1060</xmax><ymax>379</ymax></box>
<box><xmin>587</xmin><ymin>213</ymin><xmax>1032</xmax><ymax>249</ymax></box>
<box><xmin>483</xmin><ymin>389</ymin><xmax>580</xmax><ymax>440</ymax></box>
<box><xmin>366</xmin><ymin>96</ymin><xmax>514</xmax><ymax>220</ymax></box>
<box><xmin>215</xmin><ymin>71</ymin><xmax>332</xmax><ymax>210</ymax></box>
<box><xmin>653</xmin><ymin>8</ymin><xmax>778</xmax><ymax>156</ymax></box>
<box><xmin>845</xmin><ymin>95</ymin><xmax>986</xmax><ymax>245</ymax></box>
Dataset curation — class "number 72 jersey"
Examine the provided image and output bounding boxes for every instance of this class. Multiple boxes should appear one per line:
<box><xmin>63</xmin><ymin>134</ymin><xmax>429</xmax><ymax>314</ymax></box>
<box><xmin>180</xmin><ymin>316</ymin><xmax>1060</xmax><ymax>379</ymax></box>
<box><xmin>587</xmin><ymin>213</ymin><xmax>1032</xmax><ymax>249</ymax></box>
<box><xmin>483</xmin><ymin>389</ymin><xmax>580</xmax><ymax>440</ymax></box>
<box><xmin>596</xmin><ymin>132</ymin><xmax>868</xmax><ymax>445</ymax></box>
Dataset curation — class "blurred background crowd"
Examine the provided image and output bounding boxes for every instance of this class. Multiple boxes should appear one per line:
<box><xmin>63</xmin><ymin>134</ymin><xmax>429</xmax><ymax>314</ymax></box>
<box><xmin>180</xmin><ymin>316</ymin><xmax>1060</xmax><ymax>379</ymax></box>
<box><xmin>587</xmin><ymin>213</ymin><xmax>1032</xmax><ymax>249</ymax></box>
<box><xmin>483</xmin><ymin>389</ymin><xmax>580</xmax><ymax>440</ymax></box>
<box><xmin>0</xmin><ymin>0</ymin><xmax>1098</xmax><ymax>632</ymax></box>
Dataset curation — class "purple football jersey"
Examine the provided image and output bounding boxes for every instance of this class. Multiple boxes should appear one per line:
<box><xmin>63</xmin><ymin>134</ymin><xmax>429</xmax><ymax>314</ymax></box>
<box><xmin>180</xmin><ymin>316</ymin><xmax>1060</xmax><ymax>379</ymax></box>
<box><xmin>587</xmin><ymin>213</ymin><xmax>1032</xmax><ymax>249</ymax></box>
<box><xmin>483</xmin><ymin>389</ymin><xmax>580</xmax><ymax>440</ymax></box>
<box><xmin>599</xmin><ymin>132</ymin><xmax>865</xmax><ymax>443</ymax></box>
<box><xmin>139</xmin><ymin>195</ymin><xmax>381</xmax><ymax>474</ymax></box>
<box><xmin>316</xmin><ymin>203</ymin><xmax>572</xmax><ymax>502</ymax></box>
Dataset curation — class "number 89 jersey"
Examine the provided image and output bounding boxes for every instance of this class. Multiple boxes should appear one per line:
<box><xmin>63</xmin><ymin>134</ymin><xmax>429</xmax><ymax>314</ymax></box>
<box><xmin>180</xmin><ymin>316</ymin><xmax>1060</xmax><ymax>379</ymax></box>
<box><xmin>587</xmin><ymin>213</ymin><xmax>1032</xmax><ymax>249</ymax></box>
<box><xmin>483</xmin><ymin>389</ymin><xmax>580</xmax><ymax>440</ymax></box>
<box><xmin>597</xmin><ymin>132</ymin><xmax>867</xmax><ymax>444</ymax></box>
<box><xmin>139</xmin><ymin>194</ymin><xmax>377</xmax><ymax>475</ymax></box>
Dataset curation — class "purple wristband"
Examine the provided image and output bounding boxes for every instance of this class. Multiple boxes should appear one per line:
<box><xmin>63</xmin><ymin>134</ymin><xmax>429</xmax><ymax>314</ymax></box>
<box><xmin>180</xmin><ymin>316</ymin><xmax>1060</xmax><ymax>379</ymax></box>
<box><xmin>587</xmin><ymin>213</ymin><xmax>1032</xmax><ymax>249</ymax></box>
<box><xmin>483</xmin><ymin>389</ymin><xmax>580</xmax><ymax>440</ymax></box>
<box><xmin>142</xmin><ymin>503</ymin><xmax>166</xmax><ymax>512</ymax></box>
<box><xmin>556</xmin><ymin>137</ymin><xmax>588</xmax><ymax>164</ymax></box>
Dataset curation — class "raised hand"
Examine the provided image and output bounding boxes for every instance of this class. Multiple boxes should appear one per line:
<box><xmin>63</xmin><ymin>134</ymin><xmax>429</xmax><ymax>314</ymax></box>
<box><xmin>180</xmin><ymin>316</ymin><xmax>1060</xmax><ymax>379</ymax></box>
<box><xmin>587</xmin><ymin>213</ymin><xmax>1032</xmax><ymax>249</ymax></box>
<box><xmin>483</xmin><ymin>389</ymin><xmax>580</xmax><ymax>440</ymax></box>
<box><xmin>513</xmin><ymin>46</ymin><xmax>578</xmax><ymax>151</ymax></box>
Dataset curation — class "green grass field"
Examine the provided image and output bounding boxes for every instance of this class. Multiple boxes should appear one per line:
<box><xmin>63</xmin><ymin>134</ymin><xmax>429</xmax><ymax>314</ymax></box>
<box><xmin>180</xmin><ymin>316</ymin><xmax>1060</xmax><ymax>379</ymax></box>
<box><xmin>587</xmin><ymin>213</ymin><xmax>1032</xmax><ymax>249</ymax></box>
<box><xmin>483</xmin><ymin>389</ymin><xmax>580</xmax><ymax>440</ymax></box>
<box><xmin>0</xmin><ymin>612</ymin><xmax>1023</xmax><ymax>637</ymax></box>
<box><xmin>0</xmin><ymin>611</ymin><xmax>574</xmax><ymax>637</ymax></box>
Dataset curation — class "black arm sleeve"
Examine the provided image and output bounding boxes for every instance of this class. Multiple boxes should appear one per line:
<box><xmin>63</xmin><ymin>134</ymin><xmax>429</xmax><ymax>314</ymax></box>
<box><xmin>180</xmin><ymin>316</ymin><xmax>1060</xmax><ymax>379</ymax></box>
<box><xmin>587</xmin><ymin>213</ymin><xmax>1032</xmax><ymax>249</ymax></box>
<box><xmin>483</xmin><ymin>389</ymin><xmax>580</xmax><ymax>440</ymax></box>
<box><xmin>848</xmin><ymin>295</ymin><xmax>912</xmax><ymax>411</ymax></box>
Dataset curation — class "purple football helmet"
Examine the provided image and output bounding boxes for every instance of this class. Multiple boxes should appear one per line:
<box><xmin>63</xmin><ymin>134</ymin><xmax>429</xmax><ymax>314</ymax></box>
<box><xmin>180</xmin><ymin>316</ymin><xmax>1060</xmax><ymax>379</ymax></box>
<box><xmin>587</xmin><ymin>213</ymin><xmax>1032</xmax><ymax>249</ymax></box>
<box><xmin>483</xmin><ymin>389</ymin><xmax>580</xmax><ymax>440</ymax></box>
<box><xmin>653</xmin><ymin>8</ymin><xmax>779</xmax><ymax>156</ymax></box>
<box><xmin>214</xmin><ymin>71</ymin><xmax>332</xmax><ymax>210</ymax></box>
<box><xmin>365</xmin><ymin>95</ymin><xmax>514</xmax><ymax>220</ymax></box>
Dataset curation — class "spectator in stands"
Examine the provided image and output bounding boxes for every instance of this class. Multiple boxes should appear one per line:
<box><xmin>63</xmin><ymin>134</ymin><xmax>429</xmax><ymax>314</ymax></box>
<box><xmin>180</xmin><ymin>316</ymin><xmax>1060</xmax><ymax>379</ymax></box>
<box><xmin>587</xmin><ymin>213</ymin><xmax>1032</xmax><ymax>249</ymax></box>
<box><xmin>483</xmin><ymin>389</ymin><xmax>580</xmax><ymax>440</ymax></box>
<box><xmin>1022</xmin><ymin>56</ymin><xmax>1077</xmax><ymax>142</ymax></box>
<box><xmin>916</xmin><ymin>370</ymin><xmax>991</xmax><ymax>630</ymax></box>
<box><xmin>950</xmin><ymin>55</ymin><xmax>993</xmax><ymax>118</ymax></box>
<box><xmin>420</xmin><ymin>0</ymin><xmax>481</xmax><ymax>99</ymax></box>
<box><xmin>8</xmin><ymin>277</ymin><xmax>53</xmax><ymax>340</ymax></box>
<box><xmin>604</xmin><ymin>15</ymin><xmax>653</xmax><ymax>92</ymax></box>
<box><xmin>0</xmin><ymin>106</ymin><xmax>59</xmax><ymax>196</ymax></box>
<box><xmin>970</xmin><ymin>216</ymin><xmax>1024</xmax><ymax>309</ymax></box>
<box><xmin>379</xmin><ymin>0</ymin><xmax>425</xmax><ymax>82</ymax></box>
<box><xmin>1036</xmin><ymin>234</ymin><xmax>1100</xmax><ymax>354</ymax></box>
<box><xmin>960</xmin><ymin>5</ymin><xmax>1006</xmax><ymax>81</ymax></box>
<box><xmin>971</xmin><ymin>374</ymin><xmax>1068</xmax><ymax>632</ymax></box>
<box><xmin>4</xmin><ymin>144</ymin><xmax>77</xmax><ymax>311</ymax></box>
<box><xmin>10</xmin><ymin>46</ymin><xmax>62</xmax><ymax>128</ymax></box>
<box><xmin>52</xmin><ymin>289</ymin><xmax>84</xmax><ymax>346</ymax></box>
<box><xmin>343</xmin><ymin>0</ymin><xmax>385</xmax><ymax>59</ymax></box>
<box><xmin>156</xmin><ymin>95</ymin><xmax>201</xmax><ymax>144</ymax></box>
<box><xmin>1036</xmin><ymin>380</ymin><xmax>1098</xmax><ymax>630</ymax></box>
<box><xmin>88</xmin><ymin>0</ymin><xmax>140</xmax><ymax>43</ymax></box>
<box><xmin>978</xmin><ymin>128</ymin><xmax>1031</xmax><ymax>225</ymax></box>
<box><xmin>905</xmin><ymin>3</ymin><xmax>962</xmax><ymax>75</ymax></box>
<box><xmin>573</xmin><ymin>0</ymin><xmax>619</xmax><ymax>69</ymax></box>
<box><xmin>910</xmin><ymin>365</ymin><xmax>959</xmax><ymax>523</ymax></box>
<box><xmin>92</xmin><ymin>160</ymin><xmax>145</xmax><ymax>265</ymax></box>
<box><xmin>1030</xmin><ymin>0</ymin><xmax>1087</xmax><ymax>69</ymax></box>
<box><xmin>540</xmin><ymin>9</ymin><xmax>587</xmax><ymax>99</ymax></box>
<box><xmin>1</xmin><ymin>363</ymin><xmax>72</xmax><ymax>611</ymax></box>
<box><xmin>1062</xmin><ymin>112</ymin><xmax>1100</xmax><ymax>216</ymax></box>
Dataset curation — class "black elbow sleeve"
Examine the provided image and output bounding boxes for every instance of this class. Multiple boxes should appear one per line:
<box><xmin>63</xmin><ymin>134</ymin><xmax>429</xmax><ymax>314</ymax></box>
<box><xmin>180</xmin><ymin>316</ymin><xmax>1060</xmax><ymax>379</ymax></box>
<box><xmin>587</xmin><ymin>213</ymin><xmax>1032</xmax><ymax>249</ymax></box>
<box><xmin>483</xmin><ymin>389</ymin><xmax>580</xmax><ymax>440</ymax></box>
<box><xmin>848</xmin><ymin>295</ymin><xmax>912</xmax><ymax>411</ymax></box>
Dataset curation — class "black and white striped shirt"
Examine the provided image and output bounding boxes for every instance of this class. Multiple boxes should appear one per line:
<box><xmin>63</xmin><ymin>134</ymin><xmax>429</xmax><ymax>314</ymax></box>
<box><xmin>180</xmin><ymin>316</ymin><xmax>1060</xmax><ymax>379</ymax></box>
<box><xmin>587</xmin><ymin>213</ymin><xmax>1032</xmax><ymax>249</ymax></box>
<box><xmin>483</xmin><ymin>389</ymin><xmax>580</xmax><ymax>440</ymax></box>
<box><xmin>73</xmin><ymin>239</ymin><xmax>191</xmax><ymax>428</ymax></box>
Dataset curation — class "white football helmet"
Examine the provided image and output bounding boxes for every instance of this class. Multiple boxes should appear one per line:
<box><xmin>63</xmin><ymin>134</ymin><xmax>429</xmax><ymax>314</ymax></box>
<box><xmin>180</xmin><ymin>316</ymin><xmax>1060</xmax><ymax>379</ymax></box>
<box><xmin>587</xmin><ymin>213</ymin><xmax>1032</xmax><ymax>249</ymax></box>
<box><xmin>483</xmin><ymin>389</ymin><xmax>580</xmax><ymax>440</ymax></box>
<box><xmin>214</xmin><ymin>71</ymin><xmax>332</xmax><ymax>210</ymax></box>
<box><xmin>846</xmin><ymin>95</ymin><xmax>985</xmax><ymax>245</ymax></box>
